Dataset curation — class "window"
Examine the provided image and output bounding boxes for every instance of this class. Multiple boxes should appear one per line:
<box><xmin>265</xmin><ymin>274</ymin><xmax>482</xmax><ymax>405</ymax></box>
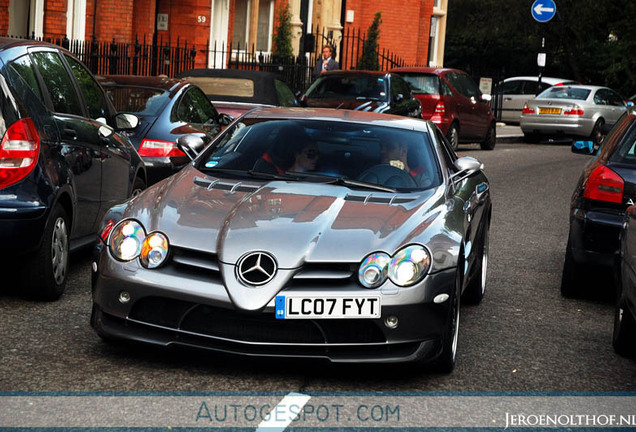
<box><xmin>31</xmin><ymin>51</ymin><xmax>83</xmax><ymax>116</ymax></box>
<box><xmin>64</xmin><ymin>54</ymin><xmax>109</xmax><ymax>120</ymax></box>
<box><xmin>175</xmin><ymin>88</ymin><xmax>219</xmax><ymax>124</ymax></box>
<box><xmin>447</xmin><ymin>73</ymin><xmax>479</xmax><ymax>99</ymax></box>
<box><xmin>502</xmin><ymin>80</ymin><xmax>522</xmax><ymax>95</ymax></box>
<box><xmin>8</xmin><ymin>55</ymin><xmax>43</xmax><ymax>102</ymax></box>
<box><xmin>275</xmin><ymin>80</ymin><xmax>298</xmax><ymax>107</ymax></box>
<box><xmin>232</xmin><ymin>0</ymin><xmax>274</xmax><ymax>52</ymax></box>
<box><xmin>391</xmin><ymin>76</ymin><xmax>412</xmax><ymax>100</ymax></box>
<box><xmin>400</xmin><ymin>74</ymin><xmax>439</xmax><ymax>95</ymax></box>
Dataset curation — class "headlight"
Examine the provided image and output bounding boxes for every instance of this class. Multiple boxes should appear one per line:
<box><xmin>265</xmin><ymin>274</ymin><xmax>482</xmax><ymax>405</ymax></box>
<box><xmin>109</xmin><ymin>220</ymin><xmax>146</xmax><ymax>261</ymax></box>
<box><xmin>358</xmin><ymin>252</ymin><xmax>391</xmax><ymax>288</ymax></box>
<box><xmin>140</xmin><ymin>232</ymin><xmax>169</xmax><ymax>269</ymax></box>
<box><xmin>388</xmin><ymin>245</ymin><xmax>431</xmax><ymax>286</ymax></box>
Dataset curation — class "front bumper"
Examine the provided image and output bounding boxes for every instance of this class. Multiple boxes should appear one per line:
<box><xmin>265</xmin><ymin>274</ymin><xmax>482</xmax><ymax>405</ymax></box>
<box><xmin>569</xmin><ymin>207</ymin><xmax>624</xmax><ymax>267</ymax></box>
<box><xmin>91</xmin><ymin>244</ymin><xmax>456</xmax><ymax>363</ymax></box>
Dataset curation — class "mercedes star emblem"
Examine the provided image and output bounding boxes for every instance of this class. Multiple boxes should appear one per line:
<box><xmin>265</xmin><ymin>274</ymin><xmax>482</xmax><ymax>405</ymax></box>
<box><xmin>236</xmin><ymin>252</ymin><xmax>277</xmax><ymax>286</ymax></box>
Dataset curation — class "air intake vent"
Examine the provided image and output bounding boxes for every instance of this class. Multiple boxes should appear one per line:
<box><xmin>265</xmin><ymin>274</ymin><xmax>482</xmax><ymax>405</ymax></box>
<box><xmin>344</xmin><ymin>193</ymin><xmax>415</xmax><ymax>205</ymax></box>
<box><xmin>194</xmin><ymin>176</ymin><xmax>261</xmax><ymax>193</ymax></box>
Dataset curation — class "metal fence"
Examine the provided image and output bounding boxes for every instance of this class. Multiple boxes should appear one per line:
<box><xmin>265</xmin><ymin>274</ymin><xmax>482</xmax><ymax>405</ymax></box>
<box><xmin>4</xmin><ymin>26</ymin><xmax>408</xmax><ymax>93</ymax></box>
<box><xmin>2</xmin><ymin>33</ymin><xmax>198</xmax><ymax>77</ymax></box>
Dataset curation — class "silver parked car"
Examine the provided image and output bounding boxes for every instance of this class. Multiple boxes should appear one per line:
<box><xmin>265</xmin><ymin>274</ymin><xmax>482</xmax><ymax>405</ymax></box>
<box><xmin>90</xmin><ymin>108</ymin><xmax>492</xmax><ymax>372</ymax></box>
<box><xmin>499</xmin><ymin>76</ymin><xmax>577</xmax><ymax>124</ymax></box>
<box><xmin>520</xmin><ymin>85</ymin><xmax>628</xmax><ymax>144</ymax></box>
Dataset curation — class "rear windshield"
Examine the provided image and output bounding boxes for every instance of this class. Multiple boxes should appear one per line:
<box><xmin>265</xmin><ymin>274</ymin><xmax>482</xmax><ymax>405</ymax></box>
<box><xmin>537</xmin><ymin>87</ymin><xmax>591</xmax><ymax>100</ymax></box>
<box><xmin>399</xmin><ymin>74</ymin><xmax>439</xmax><ymax>95</ymax></box>
<box><xmin>305</xmin><ymin>76</ymin><xmax>388</xmax><ymax>101</ymax></box>
<box><xmin>182</xmin><ymin>77</ymin><xmax>255</xmax><ymax>98</ymax></box>
<box><xmin>104</xmin><ymin>86</ymin><xmax>169</xmax><ymax>115</ymax></box>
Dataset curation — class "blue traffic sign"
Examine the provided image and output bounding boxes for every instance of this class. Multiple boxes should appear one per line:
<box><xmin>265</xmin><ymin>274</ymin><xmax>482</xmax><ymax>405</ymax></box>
<box><xmin>531</xmin><ymin>0</ymin><xmax>556</xmax><ymax>23</ymax></box>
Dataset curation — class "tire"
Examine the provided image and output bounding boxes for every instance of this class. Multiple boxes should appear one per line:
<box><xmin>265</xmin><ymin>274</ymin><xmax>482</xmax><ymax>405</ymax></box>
<box><xmin>130</xmin><ymin>176</ymin><xmax>146</xmax><ymax>197</ymax></box>
<box><xmin>590</xmin><ymin>118</ymin><xmax>605</xmax><ymax>148</ymax></box>
<box><xmin>463</xmin><ymin>226</ymin><xmax>489</xmax><ymax>304</ymax></box>
<box><xmin>613</xmin><ymin>295</ymin><xmax>636</xmax><ymax>357</ymax></box>
<box><xmin>22</xmin><ymin>205</ymin><xmax>70</xmax><ymax>301</ymax></box>
<box><xmin>524</xmin><ymin>132</ymin><xmax>540</xmax><ymax>144</ymax></box>
<box><xmin>560</xmin><ymin>238</ymin><xmax>583</xmax><ymax>297</ymax></box>
<box><xmin>480</xmin><ymin>123</ymin><xmax>496</xmax><ymax>150</ymax></box>
<box><xmin>446</xmin><ymin>123</ymin><xmax>459</xmax><ymax>151</ymax></box>
<box><xmin>432</xmin><ymin>268</ymin><xmax>461</xmax><ymax>373</ymax></box>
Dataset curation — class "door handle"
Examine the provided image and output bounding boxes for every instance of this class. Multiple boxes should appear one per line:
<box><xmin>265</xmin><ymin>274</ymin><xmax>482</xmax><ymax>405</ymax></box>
<box><xmin>63</xmin><ymin>128</ymin><xmax>77</xmax><ymax>139</ymax></box>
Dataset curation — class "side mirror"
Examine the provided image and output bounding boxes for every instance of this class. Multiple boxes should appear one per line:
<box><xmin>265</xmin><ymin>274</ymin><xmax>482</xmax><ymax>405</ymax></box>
<box><xmin>115</xmin><ymin>113</ymin><xmax>139</xmax><ymax>130</ymax></box>
<box><xmin>451</xmin><ymin>156</ymin><xmax>484</xmax><ymax>182</ymax></box>
<box><xmin>218</xmin><ymin>113</ymin><xmax>234</xmax><ymax>126</ymax></box>
<box><xmin>177</xmin><ymin>134</ymin><xmax>206</xmax><ymax>161</ymax></box>
<box><xmin>627</xmin><ymin>101</ymin><xmax>634</xmax><ymax>108</ymax></box>
<box><xmin>571</xmin><ymin>140</ymin><xmax>596</xmax><ymax>155</ymax></box>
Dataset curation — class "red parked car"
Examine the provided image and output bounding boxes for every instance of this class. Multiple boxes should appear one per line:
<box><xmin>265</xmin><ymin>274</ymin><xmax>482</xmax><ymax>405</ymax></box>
<box><xmin>392</xmin><ymin>67</ymin><xmax>496</xmax><ymax>150</ymax></box>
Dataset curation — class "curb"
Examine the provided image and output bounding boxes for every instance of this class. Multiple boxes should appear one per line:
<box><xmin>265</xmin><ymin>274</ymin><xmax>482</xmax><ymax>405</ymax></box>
<box><xmin>497</xmin><ymin>135</ymin><xmax>524</xmax><ymax>144</ymax></box>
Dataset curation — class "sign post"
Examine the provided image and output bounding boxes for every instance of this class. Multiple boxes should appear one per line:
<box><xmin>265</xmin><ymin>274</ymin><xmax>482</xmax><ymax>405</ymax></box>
<box><xmin>531</xmin><ymin>0</ymin><xmax>556</xmax><ymax>94</ymax></box>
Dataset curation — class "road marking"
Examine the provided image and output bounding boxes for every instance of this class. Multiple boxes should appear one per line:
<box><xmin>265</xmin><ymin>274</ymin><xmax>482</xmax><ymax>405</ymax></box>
<box><xmin>255</xmin><ymin>392</ymin><xmax>311</xmax><ymax>431</ymax></box>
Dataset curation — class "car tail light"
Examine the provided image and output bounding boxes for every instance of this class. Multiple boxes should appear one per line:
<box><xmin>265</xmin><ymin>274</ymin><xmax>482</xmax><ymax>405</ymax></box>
<box><xmin>138</xmin><ymin>139</ymin><xmax>185</xmax><ymax>157</ymax></box>
<box><xmin>434</xmin><ymin>101</ymin><xmax>446</xmax><ymax>114</ymax></box>
<box><xmin>0</xmin><ymin>118</ymin><xmax>40</xmax><ymax>190</ymax></box>
<box><xmin>522</xmin><ymin>104</ymin><xmax>535</xmax><ymax>114</ymax></box>
<box><xmin>564</xmin><ymin>106</ymin><xmax>584</xmax><ymax>115</ymax></box>
<box><xmin>584</xmin><ymin>165</ymin><xmax>624</xmax><ymax>204</ymax></box>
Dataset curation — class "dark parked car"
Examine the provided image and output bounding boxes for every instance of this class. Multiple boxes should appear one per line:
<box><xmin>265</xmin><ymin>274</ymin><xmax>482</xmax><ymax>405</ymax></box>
<box><xmin>392</xmin><ymin>67</ymin><xmax>496</xmax><ymax>150</ymax></box>
<box><xmin>177</xmin><ymin>69</ymin><xmax>299</xmax><ymax>118</ymax></box>
<box><xmin>615</xmin><ymin>205</ymin><xmax>636</xmax><ymax>357</ymax></box>
<box><xmin>98</xmin><ymin>75</ymin><xmax>230</xmax><ymax>185</ymax></box>
<box><xmin>91</xmin><ymin>107</ymin><xmax>491</xmax><ymax>372</ymax></box>
<box><xmin>562</xmin><ymin>110</ymin><xmax>636</xmax><ymax>297</ymax></box>
<box><xmin>0</xmin><ymin>38</ymin><xmax>145</xmax><ymax>300</ymax></box>
<box><xmin>301</xmin><ymin>71</ymin><xmax>423</xmax><ymax>119</ymax></box>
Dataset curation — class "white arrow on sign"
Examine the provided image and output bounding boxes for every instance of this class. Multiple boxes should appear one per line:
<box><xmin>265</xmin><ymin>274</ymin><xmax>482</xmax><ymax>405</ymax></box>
<box><xmin>534</xmin><ymin>3</ymin><xmax>555</xmax><ymax>15</ymax></box>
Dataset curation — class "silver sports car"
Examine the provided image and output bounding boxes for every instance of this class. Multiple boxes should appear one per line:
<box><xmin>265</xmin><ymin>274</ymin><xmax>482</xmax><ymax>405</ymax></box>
<box><xmin>90</xmin><ymin>108</ymin><xmax>491</xmax><ymax>372</ymax></box>
<box><xmin>520</xmin><ymin>84</ymin><xmax>627</xmax><ymax>144</ymax></box>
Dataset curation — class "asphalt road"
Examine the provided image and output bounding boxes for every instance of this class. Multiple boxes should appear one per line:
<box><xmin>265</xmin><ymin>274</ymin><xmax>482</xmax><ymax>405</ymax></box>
<box><xmin>1</xmin><ymin>140</ymin><xmax>636</xmax><ymax>394</ymax></box>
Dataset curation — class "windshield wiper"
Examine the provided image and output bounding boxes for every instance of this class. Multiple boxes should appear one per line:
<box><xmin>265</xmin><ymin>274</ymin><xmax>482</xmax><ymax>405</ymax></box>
<box><xmin>290</xmin><ymin>172</ymin><xmax>397</xmax><ymax>192</ymax></box>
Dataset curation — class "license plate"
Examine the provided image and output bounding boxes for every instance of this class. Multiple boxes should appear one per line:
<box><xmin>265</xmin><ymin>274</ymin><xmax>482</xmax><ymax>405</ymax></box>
<box><xmin>275</xmin><ymin>295</ymin><xmax>381</xmax><ymax>319</ymax></box>
<box><xmin>538</xmin><ymin>107</ymin><xmax>562</xmax><ymax>114</ymax></box>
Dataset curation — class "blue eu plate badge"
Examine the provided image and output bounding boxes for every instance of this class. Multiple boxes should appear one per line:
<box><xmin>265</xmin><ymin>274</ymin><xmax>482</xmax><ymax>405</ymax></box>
<box><xmin>275</xmin><ymin>295</ymin><xmax>286</xmax><ymax>319</ymax></box>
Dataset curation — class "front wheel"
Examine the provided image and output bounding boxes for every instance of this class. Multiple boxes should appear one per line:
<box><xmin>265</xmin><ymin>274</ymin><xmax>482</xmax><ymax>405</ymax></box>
<box><xmin>130</xmin><ymin>176</ymin><xmax>146</xmax><ymax>198</ymax></box>
<box><xmin>480</xmin><ymin>123</ymin><xmax>496</xmax><ymax>150</ymax></box>
<box><xmin>22</xmin><ymin>205</ymin><xmax>70</xmax><ymax>301</ymax></box>
<box><xmin>613</xmin><ymin>274</ymin><xmax>636</xmax><ymax>357</ymax></box>
<box><xmin>431</xmin><ymin>269</ymin><xmax>461</xmax><ymax>373</ymax></box>
<box><xmin>463</xmin><ymin>226</ymin><xmax>489</xmax><ymax>304</ymax></box>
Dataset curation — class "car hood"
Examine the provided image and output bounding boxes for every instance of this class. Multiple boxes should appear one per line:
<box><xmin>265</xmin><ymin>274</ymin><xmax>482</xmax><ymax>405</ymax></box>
<box><xmin>306</xmin><ymin>98</ymin><xmax>389</xmax><ymax>112</ymax></box>
<box><xmin>119</xmin><ymin>165</ymin><xmax>455</xmax><ymax>310</ymax></box>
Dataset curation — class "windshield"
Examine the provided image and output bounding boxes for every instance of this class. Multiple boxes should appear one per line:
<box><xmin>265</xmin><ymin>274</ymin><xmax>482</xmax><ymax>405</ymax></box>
<box><xmin>399</xmin><ymin>74</ymin><xmax>439</xmax><ymax>95</ymax></box>
<box><xmin>537</xmin><ymin>87</ymin><xmax>591</xmax><ymax>101</ymax></box>
<box><xmin>196</xmin><ymin>118</ymin><xmax>442</xmax><ymax>191</ymax></box>
<box><xmin>105</xmin><ymin>86</ymin><xmax>169</xmax><ymax>115</ymax></box>
<box><xmin>305</xmin><ymin>76</ymin><xmax>389</xmax><ymax>101</ymax></box>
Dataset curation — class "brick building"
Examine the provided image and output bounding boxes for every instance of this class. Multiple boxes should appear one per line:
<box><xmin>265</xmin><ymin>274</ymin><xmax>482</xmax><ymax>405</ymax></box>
<box><xmin>0</xmin><ymin>0</ymin><xmax>447</xmax><ymax>69</ymax></box>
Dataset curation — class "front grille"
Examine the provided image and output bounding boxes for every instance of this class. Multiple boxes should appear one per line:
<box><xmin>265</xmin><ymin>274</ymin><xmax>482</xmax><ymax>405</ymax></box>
<box><xmin>128</xmin><ymin>297</ymin><xmax>386</xmax><ymax>345</ymax></box>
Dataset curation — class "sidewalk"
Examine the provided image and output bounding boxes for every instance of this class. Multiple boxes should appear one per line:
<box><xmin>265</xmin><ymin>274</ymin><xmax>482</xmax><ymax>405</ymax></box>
<box><xmin>496</xmin><ymin>123</ymin><xmax>523</xmax><ymax>143</ymax></box>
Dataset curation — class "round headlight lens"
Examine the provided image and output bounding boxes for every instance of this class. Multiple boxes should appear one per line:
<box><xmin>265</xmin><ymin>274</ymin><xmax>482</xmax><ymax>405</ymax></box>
<box><xmin>109</xmin><ymin>220</ymin><xmax>146</xmax><ymax>262</ymax></box>
<box><xmin>358</xmin><ymin>252</ymin><xmax>391</xmax><ymax>288</ymax></box>
<box><xmin>388</xmin><ymin>245</ymin><xmax>431</xmax><ymax>286</ymax></box>
<box><xmin>140</xmin><ymin>232</ymin><xmax>169</xmax><ymax>269</ymax></box>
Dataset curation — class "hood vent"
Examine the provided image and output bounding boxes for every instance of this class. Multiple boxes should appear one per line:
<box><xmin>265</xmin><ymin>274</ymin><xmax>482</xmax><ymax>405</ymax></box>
<box><xmin>344</xmin><ymin>193</ymin><xmax>415</xmax><ymax>205</ymax></box>
<box><xmin>194</xmin><ymin>176</ymin><xmax>261</xmax><ymax>193</ymax></box>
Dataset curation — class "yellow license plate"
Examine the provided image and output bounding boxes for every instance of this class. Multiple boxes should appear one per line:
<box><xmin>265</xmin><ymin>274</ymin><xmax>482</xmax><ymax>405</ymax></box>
<box><xmin>538</xmin><ymin>107</ymin><xmax>562</xmax><ymax>114</ymax></box>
